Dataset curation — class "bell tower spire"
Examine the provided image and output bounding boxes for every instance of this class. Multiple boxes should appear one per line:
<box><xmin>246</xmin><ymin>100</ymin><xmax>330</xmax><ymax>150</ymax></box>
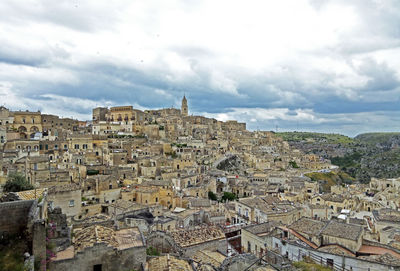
<box><xmin>181</xmin><ymin>94</ymin><xmax>188</xmax><ymax>116</ymax></box>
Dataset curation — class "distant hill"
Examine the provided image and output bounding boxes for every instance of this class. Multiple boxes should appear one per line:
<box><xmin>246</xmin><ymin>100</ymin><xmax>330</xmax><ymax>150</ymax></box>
<box><xmin>355</xmin><ymin>132</ymin><xmax>400</xmax><ymax>150</ymax></box>
<box><xmin>277</xmin><ymin>131</ymin><xmax>400</xmax><ymax>183</ymax></box>
<box><xmin>276</xmin><ymin>132</ymin><xmax>354</xmax><ymax>144</ymax></box>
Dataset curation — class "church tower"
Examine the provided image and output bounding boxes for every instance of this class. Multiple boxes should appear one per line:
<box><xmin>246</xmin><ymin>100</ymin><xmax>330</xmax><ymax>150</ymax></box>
<box><xmin>181</xmin><ymin>95</ymin><xmax>188</xmax><ymax>116</ymax></box>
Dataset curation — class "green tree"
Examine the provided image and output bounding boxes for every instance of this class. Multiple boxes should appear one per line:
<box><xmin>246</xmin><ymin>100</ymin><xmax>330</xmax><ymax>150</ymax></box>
<box><xmin>289</xmin><ymin>161</ymin><xmax>299</xmax><ymax>168</ymax></box>
<box><xmin>208</xmin><ymin>191</ymin><xmax>217</xmax><ymax>201</ymax></box>
<box><xmin>146</xmin><ymin>246</ymin><xmax>160</xmax><ymax>256</ymax></box>
<box><xmin>3</xmin><ymin>173</ymin><xmax>34</xmax><ymax>192</ymax></box>
<box><xmin>221</xmin><ymin>192</ymin><xmax>237</xmax><ymax>201</ymax></box>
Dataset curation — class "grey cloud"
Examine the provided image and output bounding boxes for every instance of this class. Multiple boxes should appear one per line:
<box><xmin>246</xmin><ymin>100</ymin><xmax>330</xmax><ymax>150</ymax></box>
<box><xmin>1</xmin><ymin>0</ymin><xmax>400</xmax><ymax>136</ymax></box>
<box><xmin>357</xmin><ymin>58</ymin><xmax>399</xmax><ymax>92</ymax></box>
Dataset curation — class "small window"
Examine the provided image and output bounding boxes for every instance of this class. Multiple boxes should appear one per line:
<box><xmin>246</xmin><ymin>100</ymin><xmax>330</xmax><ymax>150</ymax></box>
<box><xmin>74</xmin><ymin>144</ymin><xmax>79</xmax><ymax>149</ymax></box>
<box><xmin>69</xmin><ymin>200</ymin><xmax>75</xmax><ymax>207</ymax></box>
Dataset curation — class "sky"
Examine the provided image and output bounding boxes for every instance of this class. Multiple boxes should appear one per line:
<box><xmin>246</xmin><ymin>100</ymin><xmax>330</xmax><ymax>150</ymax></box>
<box><xmin>1</xmin><ymin>0</ymin><xmax>400</xmax><ymax>137</ymax></box>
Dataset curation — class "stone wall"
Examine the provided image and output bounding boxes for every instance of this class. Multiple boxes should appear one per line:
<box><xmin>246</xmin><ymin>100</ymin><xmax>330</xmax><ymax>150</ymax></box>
<box><xmin>146</xmin><ymin>231</ymin><xmax>180</xmax><ymax>254</ymax></box>
<box><xmin>0</xmin><ymin>200</ymin><xmax>34</xmax><ymax>235</ymax></box>
<box><xmin>183</xmin><ymin>238</ymin><xmax>228</xmax><ymax>257</ymax></box>
<box><xmin>49</xmin><ymin>243</ymin><xmax>146</xmax><ymax>271</ymax></box>
<box><xmin>32</xmin><ymin>220</ymin><xmax>46</xmax><ymax>267</ymax></box>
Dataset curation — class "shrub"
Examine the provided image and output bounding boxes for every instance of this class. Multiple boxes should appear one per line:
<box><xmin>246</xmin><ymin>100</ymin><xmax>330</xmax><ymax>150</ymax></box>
<box><xmin>3</xmin><ymin>173</ymin><xmax>34</xmax><ymax>192</ymax></box>
<box><xmin>208</xmin><ymin>191</ymin><xmax>217</xmax><ymax>201</ymax></box>
<box><xmin>146</xmin><ymin>246</ymin><xmax>160</xmax><ymax>256</ymax></box>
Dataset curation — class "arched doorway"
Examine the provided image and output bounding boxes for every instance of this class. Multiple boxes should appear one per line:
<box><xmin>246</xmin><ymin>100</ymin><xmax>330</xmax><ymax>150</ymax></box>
<box><xmin>18</xmin><ymin>126</ymin><xmax>27</xmax><ymax>139</ymax></box>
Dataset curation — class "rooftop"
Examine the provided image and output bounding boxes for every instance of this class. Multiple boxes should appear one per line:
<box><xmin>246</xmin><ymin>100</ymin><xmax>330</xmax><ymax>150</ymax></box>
<box><xmin>48</xmin><ymin>183</ymin><xmax>81</xmax><ymax>193</ymax></box>
<box><xmin>147</xmin><ymin>255</ymin><xmax>192</xmax><ymax>271</ymax></box>
<box><xmin>320</xmin><ymin>220</ymin><xmax>363</xmax><ymax>241</ymax></box>
<box><xmin>171</xmin><ymin>226</ymin><xmax>225</xmax><ymax>248</ymax></box>
<box><xmin>289</xmin><ymin>217</ymin><xmax>326</xmax><ymax>237</ymax></box>
<box><xmin>73</xmin><ymin>225</ymin><xmax>143</xmax><ymax>252</ymax></box>
<box><xmin>16</xmin><ymin>188</ymin><xmax>46</xmax><ymax>201</ymax></box>
<box><xmin>243</xmin><ymin>221</ymin><xmax>279</xmax><ymax>236</ymax></box>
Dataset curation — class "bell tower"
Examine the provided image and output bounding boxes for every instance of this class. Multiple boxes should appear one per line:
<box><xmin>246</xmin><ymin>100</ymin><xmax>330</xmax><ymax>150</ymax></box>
<box><xmin>181</xmin><ymin>95</ymin><xmax>188</xmax><ymax>116</ymax></box>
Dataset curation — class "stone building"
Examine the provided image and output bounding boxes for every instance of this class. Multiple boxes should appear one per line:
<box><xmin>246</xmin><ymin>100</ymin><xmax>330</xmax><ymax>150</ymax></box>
<box><xmin>92</xmin><ymin>107</ymin><xmax>108</xmax><ymax>123</ymax></box>
<box><xmin>47</xmin><ymin>184</ymin><xmax>82</xmax><ymax>218</ymax></box>
<box><xmin>50</xmin><ymin>225</ymin><xmax>146</xmax><ymax>271</ymax></box>
<box><xmin>13</xmin><ymin>110</ymin><xmax>42</xmax><ymax>139</ymax></box>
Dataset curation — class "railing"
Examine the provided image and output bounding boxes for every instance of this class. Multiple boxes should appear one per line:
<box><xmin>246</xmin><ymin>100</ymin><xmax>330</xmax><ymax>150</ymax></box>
<box><xmin>299</xmin><ymin>250</ymin><xmax>352</xmax><ymax>271</ymax></box>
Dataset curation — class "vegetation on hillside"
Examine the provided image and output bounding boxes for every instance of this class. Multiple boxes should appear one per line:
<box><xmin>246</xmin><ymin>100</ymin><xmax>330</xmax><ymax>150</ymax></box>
<box><xmin>277</xmin><ymin>132</ymin><xmax>400</xmax><ymax>183</ymax></box>
<box><xmin>276</xmin><ymin>132</ymin><xmax>354</xmax><ymax>144</ymax></box>
<box><xmin>305</xmin><ymin>171</ymin><xmax>354</xmax><ymax>192</ymax></box>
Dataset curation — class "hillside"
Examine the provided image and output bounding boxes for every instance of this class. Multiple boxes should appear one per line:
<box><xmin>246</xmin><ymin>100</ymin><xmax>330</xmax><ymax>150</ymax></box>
<box><xmin>305</xmin><ymin>171</ymin><xmax>355</xmax><ymax>192</ymax></box>
<box><xmin>276</xmin><ymin>132</ymin><xmax>354</xmax><ymax>144</ymax></box>
<box><xmin>277</xmin><ymin>132</ymin><xmax>400</xmax><ymax>183</ymax></box>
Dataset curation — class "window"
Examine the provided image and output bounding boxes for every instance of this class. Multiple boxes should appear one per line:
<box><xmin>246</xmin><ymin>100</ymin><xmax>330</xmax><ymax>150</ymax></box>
<box><xmin>247</xmin><ymin>241</ymin><xmax>251</xmax><ymax>253</ymax></box>
<box><xmin>69</xmin><ymin>200</ymin><xmax>75</xmax><ymax>207</ymax></box>
<box><xmin>64</xmin><ymin>144</ymin><xmax>68</xmax><ymax>150</ymax></box>
<box><xmin>45</xmin><ymin>145</ymin><xmax>48</xmax><ymax>150</ymax></box>
<box><xmin>54</xmin><ymin>144</ymin><xmax>58</xmax><ymax>150</ymax></box>
<box><xmin>74</xmin><ymin>144</ymin><xmax>79</xmax><ymax>149</ymax></box>
<box><xmin>83</xmin><ymin>144</ymin><xmax>88</xmax><ymax>149</ymax></box>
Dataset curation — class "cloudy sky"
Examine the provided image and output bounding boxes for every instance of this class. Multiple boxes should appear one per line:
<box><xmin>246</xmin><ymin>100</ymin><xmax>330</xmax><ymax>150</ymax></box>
<box><xmin>1</xmin><ymin>0</ymin><xmax>400</xmax><ymax>136</ymax></box>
